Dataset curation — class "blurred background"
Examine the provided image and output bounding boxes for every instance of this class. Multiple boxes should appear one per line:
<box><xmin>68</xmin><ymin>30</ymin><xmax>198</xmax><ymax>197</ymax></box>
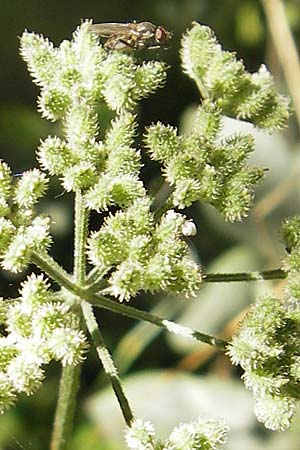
<box><xmin>1</xmin><ymin>0</ymin><xmax>300</xmax><ymax>449</ymax></box>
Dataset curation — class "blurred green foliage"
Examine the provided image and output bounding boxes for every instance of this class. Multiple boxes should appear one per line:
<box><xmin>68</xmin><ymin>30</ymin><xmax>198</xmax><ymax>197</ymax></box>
<box><xmin>1</xmin><ymin>0</ymin><xmax>300</xmax><ymax>449</ymax></box>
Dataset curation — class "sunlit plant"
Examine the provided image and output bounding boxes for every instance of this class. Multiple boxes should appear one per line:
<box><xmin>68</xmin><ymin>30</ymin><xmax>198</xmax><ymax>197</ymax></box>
<box><xmin>0</xmin><ymin>18</ymin><xmax>296</xmax><ymax>450</ymax></box>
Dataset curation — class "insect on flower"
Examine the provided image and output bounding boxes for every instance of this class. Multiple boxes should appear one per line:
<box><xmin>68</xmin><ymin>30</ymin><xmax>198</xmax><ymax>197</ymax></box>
<box><xmin>89</xmin><ymin>21</ymin><xmax>173</xmax><ymax>51</ymax></box>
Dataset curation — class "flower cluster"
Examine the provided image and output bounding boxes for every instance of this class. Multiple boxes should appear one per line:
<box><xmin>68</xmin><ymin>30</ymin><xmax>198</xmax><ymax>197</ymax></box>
<box><xmin>21</xmin><ymin>21</ymin><xmax>167</xmax><ymax>201</ymax></box>
<box><xmin>88</xmin><ymin>198</ymin><xmax>202</xmax><ymax>301</ymax></box>
<box><xmin>228</xmin><ymin>295</ymin><xmax>300</xmax><ymax>431</ymax></box>
<box><xmin>144</xmin><ymin>22</ymin><xmax>290</xmax><ymax>221</ymax></box>
<box><xmin>228</xmin><ymin>217</ymin><xmax>300</xmax><ymax>431</ymax></box>
<box><xmin>0</xmin><ymin>162</ymin><xmax>51</xmax><ymax>273</ymax></box>
<box><xmin>18</xmin><ymin>23</ymin><xmax>204</xmax><ymax>302</ymax></box>
<box><xmin>125</xmin><ymin>417</ymin><xmax>228</xmax><ymax>450</ymax></box>
<box><xmin>0</xmin><ymin>274</ymin><xmax>88</xmax><ymax>413</ymax></box>
<box><xmin>11</xmin><ymin>19</ymin><xmax>295</xmax><ymax>436</ymax></box>
<box><xmin>181</xmin><ymin>22</ymin><xmax>290</xmax><ymax>131</ymax></box>
<box><xmin>84</xmin><ymin>112</ymin><xmax>145</xmax><ymax>211</ymax></box>
<box><xmin>144</xmin><ymin>102</ymin><xmax>264</xmax><ymax>221</ymax></box>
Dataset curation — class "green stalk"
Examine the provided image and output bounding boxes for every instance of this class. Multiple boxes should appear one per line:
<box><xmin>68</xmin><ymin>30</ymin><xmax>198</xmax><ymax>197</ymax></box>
<box><xmin>74</xmin><ymin>195</ymin><xmax>134</xmax><ymax>425</ymax></box>
<box><xmin>89</xmin><ymin>293</ymin><xmax>228</xmax><ymax>350</ymax></box>
<box><xmin>261</xmin><ymin>0</ymin><xmax>300</xmax><ymax>129</ymax></box>
<box><xmin>73</xmin><ymin>191</ymin><xmax>89</xmax><ymax>284</ymax></box>
<box><xmin>32</xmin><ymin>249</ymin><xmax>229</xmax><ymax>349</ymax></box>
<box><xmin>73</xmin><ymin>190</ymin><xmax>134</xmax><ymax>425</ymax></box>
<box><xmin>31</xmin><ymin>252</ymin><xmax>75</xmax><ymax>292</ymax></box>
<box><xmin>32</xmin><ymin>252</ymin><xmax>287</xmax><ymax>289</ymax></box>
<box><xmin>50</xmin><ymin>365</ymin><xmax>81</xmax><ymax>450</ymax></box>
<box><xmin>81</xmin><ymin>301</ymin><xmax>134</xmax><ymax>426</ymax></box>
<box><xmin>50</xmin><ymin>191</ymin><xmax>88</xmax><ymax>450</ymax></box>
<box><xmin>203</xmin><ymin>268</ymin><xmax>287</xmax><ymax>283</ymax></box>
<box><xmin>32</xmin><ymin>250</ymin><xmax>289</xmax><ymax>351</ymax></box>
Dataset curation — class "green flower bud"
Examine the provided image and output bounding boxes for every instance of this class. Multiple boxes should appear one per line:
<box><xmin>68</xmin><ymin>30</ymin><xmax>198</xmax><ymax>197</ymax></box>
<box><xmin>14</xmin><ymin>169</ymin><xmax>48</xmax><ymax>208</ymax></box>
<box><xmin>166</xmin><ymin>256</ymin><xmax>202</xmax><ymax>297</ymax></box>
<box><xmin>0</xmin><ymin>298</ymin><xmax>9</xmax><ymax>325</ymax></box>
<box><xmin>107</xmin><ymin>260</ymin><xmax>144</xmax><ymax>301</ymax></box>
<box><xmin>0</xmin><ymin>339</ymin><xmax>18</xmax><ymax>371</ymax></box>
<box><xmin>0</xmin><ymin>218</ymin><xmax>15</xmax><ymax>251</ymax></box>
<box><xmin>6</xmin><ymin>302</ymin><xmax>34</xmax><ymax>338</ymax></box>
<box><xmin>7</xmin><ymin>356</ymin><xmax>45</xmax><ymax>394</ymax></box>
<box><xmin>47</xmin><ymin>327</ymin><xmax>88</xmax><ymax>366</ymax></box>
<box><xmin>0</xmin><ymin>198</ymin><xmax>10</xmax><ymax>218</ymax></box>
<box><xmin>64</xmin><ymin>105</ymin><xmax>99</xmax><ymax>153</ymax></box>
<box><xmin>20</xmin><ymin>31</ymin><xmax>60</xmax><ymax>87</ymax></box>
<box><xmin>0</xmin><ymin>373</ymin><xmax>17</xmax><ymax>414</ymax></box>
<box><xmin>181</xmin><ymin>22</ymin><xmax>290</xmax><ymax>131</ymax></box>
<box><xmin>68</xmin><ymin>21</ymin><xmax>105</xmax><ymax>99</ymax></box>
<box><xmin>38</xmin><ymin>88</ymin><xmax>71</xmax><ymax>121</ymax></box>
<box><xmin>218</xmin><ymin>167</ymin><xmax>264</xmax><ymax>222</ymax></box>
<box><xmin>284</xmin><ymin>248</ymin><xmax>300</xmax><ymax>272</ymax></box>
<box><xmin>0</xmin><ymin>161</ymin><xmax>12</xmax><ymax>201</ymax></box>
<box><xmin>25</xmin><ymin>216</ymin><xmax>52</xmax><ymax>252</ymax></box>
<box><xmin>165</xmin><ymin>152</ymin><xmax>204</xmax><ymax>183</ymax></box>
<box><xmin>101</xmin><ymin>53</ymin><xmax>166</xmax><ymax>112</ymax></box>
<box><xmin>237</xmin><ymin>66</ymin><xmax>290</xmax><ymax>131</ymax></box>
<box><xmin>88</xmin><ymin>226</ymin><xmax>126</xmax><ymax>270</ymax></box>
<box><xmin>167</xmin><ymin>418</ymin><xmax>228</xmax><ymax>450</ymax></box>
<box><xmin>133</xmin><ymin>60</ymin><xmax>167</xmax><ymax>100</ymax></box>
<box><xmin>37</xmin><ymin>136</ymin><xmax>76</xmax><ymax>175</ymax></box>
<box><xmin>0</xmin><ymin>161</ymin><xmax>12</xmax><ymax>216</ymax></box>
<box><xmin>85</xmin><ymin>174</ymin><xmax>145</xmax><ymax>211</ymax></box>
<box><xmin>125</xmin><ymin>419</ymin><xmax>156</xmax><ymax>450</ymax></box>
<box><xmin>1</xmin><ymin>233</ymin><xmax>33</xmax><ymax>273</ymax></box>
<box><xmin>172</xmin><ymin>178</ymin><xmax>202</xmax><ymax>209</ymax></box>
<box><xmin>2</xmin><ymin>216</ymin><xmax>52</xmax><ymax>273</ymax></box>
<box><xmin>32</xmin><ymin>302</ymin><xmax>77</xmax><ymax>337</ymax></box>
<box><xmin>106</xmin><ymin>146</ymin><xmax>142</xmax><ymax>177</ymax></box>
<box><xmin>105</xmin><ymin>112</ymin><xmax>137</xmax><ymax>151</ymax></box>
<box><xmin>228</xmin><ymin>295</ymin><xmax>300</xmax><ymax>430</ymax></box>
<box><xmin>62</xmin><ymin>162</ymin><xmax>98</xmax><ymax>192</ymax></box>
<box><xmin>125</xmin><ymin>417</ymin><xmax>228</xmax><ymax>450</ymax></box>
<box><xmin>192</xmin><ymin>101</ymin><xmax>222</xmax><ymax>138</ymax></box>
<box><xmin>144</xmin><ymin>123</ymin><xmax>180</xmax><ymax>162</ymax></box>
<box><xmin>101</xmin><ymin>53</ymin><xmax>137</xmax><ymax>112</ymax></box>
<box><xmin>19</xmin><ymin>273</ymin><xmax>50</xmax><ymax>308</ymax></box>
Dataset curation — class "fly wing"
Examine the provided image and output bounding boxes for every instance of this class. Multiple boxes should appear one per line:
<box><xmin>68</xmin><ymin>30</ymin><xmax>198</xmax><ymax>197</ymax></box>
<box><xmin>89</xmin><ymin>22</ymin><xmax>134</xmax><ymax>37</ymax></box>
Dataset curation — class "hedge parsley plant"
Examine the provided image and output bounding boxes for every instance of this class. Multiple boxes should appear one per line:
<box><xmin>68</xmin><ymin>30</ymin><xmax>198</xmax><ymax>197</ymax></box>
<box><xmin>0</xmin><ymin>19</ymin><xmax>296</xmax><ymax>449</ymax></box>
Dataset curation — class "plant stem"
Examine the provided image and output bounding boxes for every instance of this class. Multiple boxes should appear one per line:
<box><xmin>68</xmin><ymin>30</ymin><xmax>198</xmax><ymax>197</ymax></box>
<box><xmin>203</xmin><ymin>268</ymin><xmax>287</xmax><ymax>283</ymax></box>
<box><xmin>261</xmin><ymin>0</ymin><xmax>300</xmax><ymax>130</ymax></box>
<box><xmin>31</xmin><ymin>252</ymin><xmax>288</xmax><ymax>351</ymax></box>
<box><xmin>195</xmin><ymin>78</ymin><xmax>209</xmax><ymax>100</ymax></box>
<box><xmin>89</xmin><ymin>293</ymin><xmax>228</xmax><ymax>350</ymax></box>
<box><xmin>81</xmin><ymin>301</ymin><xmax>134</xmax><ymax>426</ymax></box>
<box><xmin>50</xmin><ymin>364</ymin><xmax>81</xmax><ymax>450</ymax></box>
<box><xmin>75</xmin><ymin>193</ymin><xmax>134</xmax><ymax>425</ymax></box>
<box><xmin>33</xmin><ymin>252</ymin><xmax>287</xmax><ymax>288</ymax></box>
<box><xmin>73</xmin><ymin>191</ymin><xmax>89</xmax><ymax>284</ymax></box>
<box><xmin>32</xmin><ymin>249</ymin><xmax>228</xmax><ymax>348</ymax></box>
<box><xmin>50</xmin><ymin>191</ymin><xmax>89</xmax><ymax>450</ymax></box>
<box><xmin>31</xmin><ymin>252</ymin><xmax>75</xmax><ymax>292</ymax></box>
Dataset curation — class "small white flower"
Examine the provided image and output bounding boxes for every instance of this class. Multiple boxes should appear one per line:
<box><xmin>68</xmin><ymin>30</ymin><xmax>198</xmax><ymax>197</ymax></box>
<box><xmin>182</xmin><ymin>220</ymin><xmax>197</xmax><ymax>236</ymax></box>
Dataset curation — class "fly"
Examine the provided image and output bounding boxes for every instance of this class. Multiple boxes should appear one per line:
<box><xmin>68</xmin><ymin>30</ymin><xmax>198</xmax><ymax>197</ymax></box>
<box><xmin>90</xmin><ymin>21</ymin><xmax>173</xmax><ymax>51</ymax></box>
